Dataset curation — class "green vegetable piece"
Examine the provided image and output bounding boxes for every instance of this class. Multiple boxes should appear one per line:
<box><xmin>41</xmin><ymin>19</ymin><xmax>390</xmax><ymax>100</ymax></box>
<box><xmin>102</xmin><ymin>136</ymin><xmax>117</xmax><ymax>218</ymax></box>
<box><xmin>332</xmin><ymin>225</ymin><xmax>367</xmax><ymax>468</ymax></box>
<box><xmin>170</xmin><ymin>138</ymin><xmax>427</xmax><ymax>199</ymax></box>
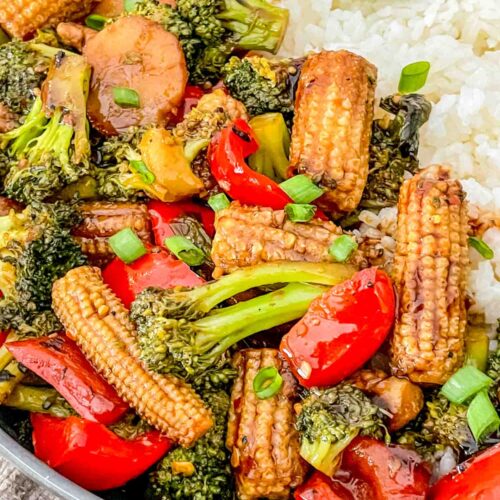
<box><xmin>124</xmin><ymin>0</ymin><xmax>140</xmax><ymax>12</ymax></box>
<box><xmin>280</xmin><ymin>175</ymin><xmax>323</xmax><ymax>204</ymax></box>
<box><xmin>85</xmin><ymin>14</ymin><xmax>108</xmax><ymax>31</ymax></box>
<box><xmin>164</xmin><ymin>235</ymin><xmax>205</xmax><ymax>267</ymax></box>
<box><xmin>467</xmin><ymin>390</ymin><xmax>500</xmax><ymax>442</ymax></box>
<box><xmin>285</xmin><ymin>203</ymin><xmax>316</xmax><ymax>223</ymax></box>
<box><xmin>465</xmin><ymin>325</ymin><xmax>490</xmax><ymax>372</ymax></box>
<box><xmin>112</xmin><ymin>87</ymin><xmax>141</xmax><ymax>108</ymax></box>
<box><xmin>441</xmin><ymin>365</ymin><xmax>493</xmax><ymax>404</ymax></box>
<box><xmin>398</xmin><ymin>61</ymin><xmax>431</xmax><ymax>94</ymax></box>
<box><xmin>109</xmin><ymin>228</ymin><xmax>147</xmax><ymax>264</ymax></box>
<box><xmin>329</xmin><ymin>235</ymin><xmax>358</xmax><ymax>263</ymax></box>
<box><xmin>253</xmin><ymin>366</ymin><xmax>283</xmax><ymax>399</ymax></box>
<box><xmin>130</xmin><ymin>160</ymin><xmax>155</xmax><ymax>185</ymax></box>
<box><xmin>249</xmin><ymin>112</ymin><xmax>291</xmax><ymax>182</ymax></box>
<box><xmin>469</xmin><ymin>236</ymin><xmax>494</xmax><ymax>260</ymax></box>
<box><xmin>208</xmin><ymin>193</ymin><xmax>230</xmax><ymax>212</ymax></box>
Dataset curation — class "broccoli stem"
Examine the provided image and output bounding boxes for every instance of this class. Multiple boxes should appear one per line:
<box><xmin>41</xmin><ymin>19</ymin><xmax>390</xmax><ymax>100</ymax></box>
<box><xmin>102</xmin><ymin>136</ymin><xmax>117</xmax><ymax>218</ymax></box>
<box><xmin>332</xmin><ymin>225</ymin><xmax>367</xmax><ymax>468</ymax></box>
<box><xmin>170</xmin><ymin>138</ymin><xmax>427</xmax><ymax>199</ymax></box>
<box><xmin>194</xmin><ymin>282</ymin><xmax>326</xmax><ymax>361</ymax></box>
<box><xmin>0</xmin><ymin>332</ymin><xmax>19</xmax><ymax>373</ymax></box>
<box><xmin>0</xmin><ymin>360</ymin><xmax>25</xmax><ymax>404</ymax></box>
<box><xmin>181</xmin><ymin>262</ymin><xmax>354</xmax><ymax>316</ymax></box>
<box><xmin>4</xmin><ymin>384</ymin><xmax>73</xmax><ymax>418</ymax></box>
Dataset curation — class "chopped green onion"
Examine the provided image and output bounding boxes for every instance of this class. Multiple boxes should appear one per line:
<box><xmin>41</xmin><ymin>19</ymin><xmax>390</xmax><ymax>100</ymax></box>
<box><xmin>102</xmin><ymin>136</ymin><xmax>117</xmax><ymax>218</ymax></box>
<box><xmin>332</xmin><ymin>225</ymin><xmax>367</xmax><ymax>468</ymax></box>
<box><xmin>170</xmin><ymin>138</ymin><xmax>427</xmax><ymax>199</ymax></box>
<box><xmin>467</xmin><ymin>390</ymin><xmax>500</xmax><ymax>442</ymax></box>
<box><xmin>124</xmin><ymin>0</ymin><xmax>139</xmax><ymax>12</ymax></box>
<box><xmin>208</xmin><ymin>193</ymin><xmax>230</xmax><ymax>212</ymax></box>
<box><xmin>469</xmin><ymin>236</ymin><xmax>494</xmax><ymax>260</ymax></box>
<box><xmin>280</xmin><ymin>175</ymin><xmax>324</xmax><ymax>204</ymax></box>
<box><xmin>108</xmin><ymin>228</ymin><xmax>147</xmax><ymax>264</ymax></box>
<box><xmin>285</xmin><ymin>203</ymin><xmax>316</xmax><ymax>222</ymax></box>
<box><xmin>130</xmin><ymin>160</ymin><xmax>155</xmax><ymax>185</ymax></box>
<box><xmin>253</xmin><ymin>366</ymin><xmax>283</xmax><ymax>399</ymax></box>
<box><xmin>85</xmin><ymin>14</ymin><xmax>108</xmax><ymax>31</ymax></box>
<box><xmin>112</xmin><ymin>87</ymin><xmax>140</xmax><ymax>109</ymax></box>
<box><xmin>398</xmin><ymin>61</ymin><xmax>431</xmax><ymax>94</ymax></box>
<box><xmin>329</xmin><ymin>235</ymin><xmax>358</xmax><ymax>262</ymax></box>
<box><xmin>164</xmin><ymin>236</ymin><xmax>205</xmax><ymax>266</ymax></box>
<box><xmin>440</xmin><ymin>365</ymin><xmax>493</xmax><ymax>404</ymax></box>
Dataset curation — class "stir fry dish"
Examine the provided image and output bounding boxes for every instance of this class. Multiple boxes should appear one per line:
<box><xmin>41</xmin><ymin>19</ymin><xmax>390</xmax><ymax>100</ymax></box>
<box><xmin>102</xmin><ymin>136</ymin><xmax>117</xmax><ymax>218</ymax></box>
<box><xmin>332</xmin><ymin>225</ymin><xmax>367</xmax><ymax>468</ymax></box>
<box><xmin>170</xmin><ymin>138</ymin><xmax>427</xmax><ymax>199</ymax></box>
<box><xmin>0</xmin><ymin>1</ymin><xmax>497</xmax><ymax>499</ymax></box>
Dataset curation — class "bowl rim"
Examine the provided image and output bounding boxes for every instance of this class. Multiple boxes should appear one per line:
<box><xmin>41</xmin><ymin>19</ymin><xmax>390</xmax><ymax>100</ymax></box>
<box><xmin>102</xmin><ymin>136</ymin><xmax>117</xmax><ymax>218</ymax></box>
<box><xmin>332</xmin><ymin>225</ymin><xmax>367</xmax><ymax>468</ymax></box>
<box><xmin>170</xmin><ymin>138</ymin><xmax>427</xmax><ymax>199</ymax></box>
<box><xmin>0</xmin><ymin>426</ymin><xmax>100</xmax><ymax>500</ymax></box>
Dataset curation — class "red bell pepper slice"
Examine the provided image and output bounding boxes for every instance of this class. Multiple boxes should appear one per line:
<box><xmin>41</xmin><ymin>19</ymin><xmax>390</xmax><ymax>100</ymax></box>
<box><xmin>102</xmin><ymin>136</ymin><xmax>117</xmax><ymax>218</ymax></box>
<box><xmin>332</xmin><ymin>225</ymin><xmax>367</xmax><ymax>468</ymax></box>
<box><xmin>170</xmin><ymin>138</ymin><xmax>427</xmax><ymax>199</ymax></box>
<box><xmin>31</xmin><ymin>413</ymin><xmax>172</xmax><ymax>491</ymax></box>
<box><xmin>294</xmin><ymin>472</ymin><xmax>351</xmax><ymax>500</ymax></box>
<box><xmin>209</xmin><ymin>119</ymin><xmax>293</xmax><ymax>210</ymax></box>
<box><xmin>102</xmin><ymin>249</ymin><xmax>204</xmax><ymax>309</ymax></box>
<box><xmin>170</xmin><ymin>85</ymin><xmax>206</xmax><ymax>125</ymax></box>
<box><xmin>280</xmin><ymin>267</ymin><xmax>396</xmax><ymax>388</ymax></box>
<box><xmin>7</xmin><ymin>334</ymin><xmax>128</xmax><ymax>425</ymax></box>
<box><xmin>430</xmin><ymin>442</ymin><xmax>500</xmax><ymax>500</ymax></box>
<box><xmin>147</xmin><ymin>199</ymin><xmax>215</xmax><ymax>244</ymax></box>
<box><xmin>0</xmin><ymin>331</ymin><xmax>8</xmax><ymax>349</ymax></box>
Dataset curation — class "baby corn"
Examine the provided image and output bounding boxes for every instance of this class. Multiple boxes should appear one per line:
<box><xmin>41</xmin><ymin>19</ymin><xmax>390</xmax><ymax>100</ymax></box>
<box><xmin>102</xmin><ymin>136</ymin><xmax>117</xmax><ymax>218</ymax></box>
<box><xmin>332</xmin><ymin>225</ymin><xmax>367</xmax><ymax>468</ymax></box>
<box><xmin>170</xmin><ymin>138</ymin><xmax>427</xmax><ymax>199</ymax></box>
<box><xmin>211</xmin><ymin>201</ymin><xmax>364</xmax><ymax>277</ymax></box>
<box><xmin>0</xmin><ymin>0</ymin><xmax>95</xmax><ymax>39</ymax></box>
<box><xmin>390</xmin><ymin>165</ymin><xmax>470</xmax><ymax>385</ymax></box>
<box><xmin>290</xmin><ymin>50</ymin><xmax>377</xmax><ymax>214</ymax></box>
<box><xmin>52</xmin><ymin>266</ymin><xmax>213</xmax><ymax>447</ymax></box>
<box><xmin>227</xmin><ymin>349</ymin><xmax>307</xmax><ymax>499</ymax></box>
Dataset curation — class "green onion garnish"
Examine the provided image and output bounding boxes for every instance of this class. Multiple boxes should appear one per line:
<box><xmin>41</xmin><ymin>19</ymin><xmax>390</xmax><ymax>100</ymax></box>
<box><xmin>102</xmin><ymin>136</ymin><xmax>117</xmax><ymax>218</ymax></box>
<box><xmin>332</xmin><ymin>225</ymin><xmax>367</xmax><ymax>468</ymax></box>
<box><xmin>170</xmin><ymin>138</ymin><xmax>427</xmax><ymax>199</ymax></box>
<box><xmin>164</xmin><ymin>236</ymin><xmax>205</xmax><ymax>266</ymax></box>
<box><xmin>398</xmin><ymin>61</ymin><xmax>431</xmax><ymax>94</ymax></box>
<box><xmin>208</xmin><ymin>193</ymin><xmax>230</xmax><ymax>212</ymax></box>
<box><xmin>280</xmin><ymin>175</ymin><xmax>324</xmax><ymax>204</ymax></box>
<box><xmin>285</xmin><ymin>203</ymin><xmax>316</xmax><ymax>223</ymax></box>
<box><xmin>112</xmin><ymin>87</ymin><xmax>140</xmax><ymax>109</ymax></box>
<box><xmin>329</xmin><ymin>235</ymin><xmax>358</xmax><ymax>262</ymax></box>
<box><xmin>440</xmin><ymin>365</ymin><xmax>493</xmax><ymax>404</ymax></box>
<box><xmin>253</xmin><ymin>366</ymin><xmax>283</xmax><ymax>400</ymax></box>
<box><xmin>469</xmin><ymin>236</ymin><xmax>494</xmax><ymax>260</ymax></box>
<box><xmin>108</xmin><ymin>228</ymin><xmax>147</xmax><ymax>264</ymax></box>
<box><xmin>467</xmin><ymin>390</ymin><xmax>500</xmax><ymax>442</ymax></box>
<box><xmin>85</xmin><ymin>14</ymin><xmax>108</xmax><ymax>31</ymax></box>
<box><xmin>130</xmin><ymin>160</ymin><xmax>155</xmax><ymax>185</ymax></box>
<box><xmin>124</xmin><ymin>0</ymin><xmax>139</xmax><ymax>12</ymax></box>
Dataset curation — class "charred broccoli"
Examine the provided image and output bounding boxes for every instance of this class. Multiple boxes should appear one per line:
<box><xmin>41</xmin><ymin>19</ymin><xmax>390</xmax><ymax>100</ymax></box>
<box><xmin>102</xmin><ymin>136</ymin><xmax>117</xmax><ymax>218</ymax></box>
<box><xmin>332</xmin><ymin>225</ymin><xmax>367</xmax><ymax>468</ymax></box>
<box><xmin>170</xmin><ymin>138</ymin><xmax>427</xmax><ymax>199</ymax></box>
<box><xmin>223</xmin><ymin>56</ymin><xmax>301</xmax><ymax>117</ymax></box>
<box><xmin>0</xmin><ymin>52</ymin><xmax>91</xmax><ymax>203</ymax></box>
<box><xmin>147</xmin><ymin>390</ymin><xmax>232</xmax><ymax>500</ymax></box>
<box><xmin>296</xmin><ymin>384</ymin><xmax>388</xmax><ymax>476</ymax></box>
<box><xmin>361</xmin><ymin>93</ymin><xmax>432</xmax><ymax>209</ymax></box>
<box><xmin>132</xmin><ymin>0</ymin><xmax>289</xmax><ymax>84</ymax></box>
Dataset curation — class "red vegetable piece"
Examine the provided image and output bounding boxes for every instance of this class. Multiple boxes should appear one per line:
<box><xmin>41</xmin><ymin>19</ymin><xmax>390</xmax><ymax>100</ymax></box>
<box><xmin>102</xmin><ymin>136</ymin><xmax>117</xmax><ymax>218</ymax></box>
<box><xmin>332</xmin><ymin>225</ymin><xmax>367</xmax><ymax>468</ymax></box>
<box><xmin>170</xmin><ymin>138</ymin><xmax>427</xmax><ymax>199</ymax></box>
<box><xmin>430</xmin><ymin>442</ymin><xmax>500</xmax><ymax>500</ymax></box>
<box><xmin>341</xmin><ymin>437</ymin><xmax>431</xmax><ymax>500</ymax></box>
<box><xmin>294</xmin><ymin>471</ymin><xmax>351</xmax><ymax>500</ymax></box>
<box><xmin>102</xmin><ymin>249</ymin><xmax>204</xmax><ymax>308</ymax></box>
<box><xmin>170</xmin><ymin>85</ymin><xmax>206</xmax><ymax>125</ymax></box>
<box><xmin>7</xmin><ymin>334</ymin><xmax>128</xmax><ymax>425</ymax></box>
<box><xmin>209</xmin><ymin>119</ymin><xmax>293</xmax><ymax>210</ymax></box>
<box><xmin>31</xmin><ymin>413</ymin><xmax>172</xmax><ymax>491</ymax></box>
<box><xmin>280</xmin><ymin>267</ymin><xmax>396</xmax><ymax>388</ymax></box>
<box><xmin>147</xmin><ymin>199</ymin><xmax>215</xmax><ymax>243</ymax></box>
<box><xmin>0</xmin><ymin>331</ymin><xmax>8</xmax><ymax>349</ymax></box>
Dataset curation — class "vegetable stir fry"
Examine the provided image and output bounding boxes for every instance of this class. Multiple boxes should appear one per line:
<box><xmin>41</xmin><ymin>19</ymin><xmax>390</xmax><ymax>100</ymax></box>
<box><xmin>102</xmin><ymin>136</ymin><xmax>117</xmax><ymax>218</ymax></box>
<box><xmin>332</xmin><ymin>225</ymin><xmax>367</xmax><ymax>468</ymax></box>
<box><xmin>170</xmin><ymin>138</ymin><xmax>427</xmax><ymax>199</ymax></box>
<box><xmin>0</xmin><ymin>2</ymin><xmax>496</xmax><ymax>499</ymax></box>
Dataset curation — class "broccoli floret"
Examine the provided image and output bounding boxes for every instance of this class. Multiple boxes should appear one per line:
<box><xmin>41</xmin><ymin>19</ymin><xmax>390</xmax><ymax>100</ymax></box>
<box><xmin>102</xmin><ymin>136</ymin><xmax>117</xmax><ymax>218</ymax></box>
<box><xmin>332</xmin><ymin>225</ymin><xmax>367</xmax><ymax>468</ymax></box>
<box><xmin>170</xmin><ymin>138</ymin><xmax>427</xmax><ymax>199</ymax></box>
<box><xmin>147</xmin><ymin>390</ymin><xmax>232</xmax><ymax>500</ymax></box>
<box><xmin>0</xmin><ymin>52</ymin><xmax>91</xmax><ymax>203</ymax></box>
<box><xmin>0</xmin><ymin>40</ymin><xmax>50</xmax><ymax>117</ymax></box>
<box><xmin>223</xmin><ymin>56</ymin><xmax>300</xmax><ymax>117</ymax></box>
<box><xmin>361</xmin><ymin>93</ymin><xmax>432</xmax><ymax>209</ymax></box>
<box><xmin>0</xmin><ymin>201</ymin><xmax>86</xmax><ymax>336</ymax></box>
<box><xmin>132</xmin><ymin>0</ymin><xmax>289</xmax><ymax>84</ymax></box>
<box><xmin>296</xmin><ymin>384</ymin><xmax>388</xmax><ymax>477</ymax></box>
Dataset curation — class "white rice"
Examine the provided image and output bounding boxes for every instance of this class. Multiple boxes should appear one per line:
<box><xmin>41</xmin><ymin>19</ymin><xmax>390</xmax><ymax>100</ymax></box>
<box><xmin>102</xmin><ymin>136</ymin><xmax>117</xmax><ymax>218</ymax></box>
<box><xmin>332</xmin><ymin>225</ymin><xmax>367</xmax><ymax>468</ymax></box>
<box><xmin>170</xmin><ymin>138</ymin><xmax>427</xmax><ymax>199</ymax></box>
<box><xmin>280</xmin><ymin>0</ymin><xmax>500</xmax><ymax>327</ymax></box>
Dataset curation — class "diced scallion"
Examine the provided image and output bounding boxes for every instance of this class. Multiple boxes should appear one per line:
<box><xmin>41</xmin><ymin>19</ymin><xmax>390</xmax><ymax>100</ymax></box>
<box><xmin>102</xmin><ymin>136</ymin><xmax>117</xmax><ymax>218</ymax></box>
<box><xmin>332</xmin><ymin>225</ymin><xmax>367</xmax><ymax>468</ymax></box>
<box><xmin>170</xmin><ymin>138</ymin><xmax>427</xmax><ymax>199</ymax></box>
<box><xmin>112</xmin><ymin>87</ymin><xmax>141</xmax><ymax>108</ymax></box>
<box><xmin>253</xmin><ymin>366</ymin><xmax>283</xmax><ymax>399</ymax></box>
<box><xmin>164</xmin><ymin>236</ymin><xmax>205</xmax><ymax>267</ymax></box>
<box><xmin>85</xmin><ymin>14</ymin><xmax>108</xmax><ymax>31</ymax></box>
<box><xmin>329</xmin><ymin>235</ymin><xmax>358</xmax><ymax>262</ymax></box>
<box><xmin>109</xmin><ymin>228</ymin><xmax>147</xmax><ymax>264</ymax></box>
<box><xmin>280</xmin><ymin>175</ymin><xmax>324</xmax><ymax>204</ymax></box>
<box><xmin>468</xmin><ymin>236</ymin><xmax>494</xmax><ymax>260</ymax></box>
<box><xmin>398</xmin><ymin>61</ymin><xmax>431</xmax><ymax>94</ymax></box>
<box><xmin>208</xmin><ymin>193</ymin><xmax>230</xmax><ymax>212</ymax></box>
<box><xmin>440</xmin><ymin>365</ymin><xmax>493</xmax><ymax>404</ymax></box>
<box><xmin>285</xmin><ymin>203</ymin><xmax>316</xmax><ymax>222</ymax></box>
<box><xmin>130</xmin><ymin>160</ymin><xmax>155</xmax><ymax>185</ymax></box>
<box><xmin>467</xmin><ymin>390</ymin><xmax>500</xmax><ymax>442</ymax></box>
